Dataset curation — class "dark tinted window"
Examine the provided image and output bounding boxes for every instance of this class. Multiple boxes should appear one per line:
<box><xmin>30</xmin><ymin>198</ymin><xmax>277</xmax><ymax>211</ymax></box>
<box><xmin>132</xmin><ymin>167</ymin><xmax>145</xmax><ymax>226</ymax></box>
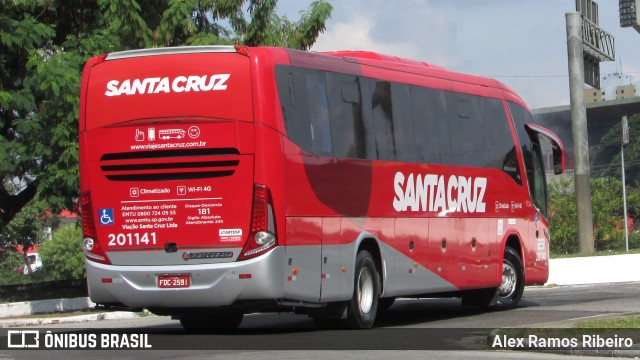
<box><xmin>508</xmin><ymin>101</ymin><xmax>548</xmax><ymax>213</ymax></box>
<box><xmin>411</xmin><ymin>86</ymin><xmax>451</xmax><ymax>164</ymax></box>
<box><xmin>276</xmin><ymin>65</ymin><xmax>519</xmax><ymax>180</ymax></box>
<box><xmin>370</xmin><ymin>81</ymin><xmax>396</xmax><ymax>161</ymax></box>
<box><xmin>276</xmin><ymin>66</ymin><xmax>369</xmax><ymax>158</ymax></box>
<box><xmin>390</xmin><ymin>83</ymin><xmax>415</xmax><ymax>162</ymax></box>
<box><xmin>367</xmin><ymin>80</ymin><xmax>415</xmax><ymax>162</ymax></box>
<box><xmin>325</xmin><ymin>73</ymin><xmax>367</xmax><ymax>159</ymax></box>
<box><xmin>448</xmin><ymin>94</ymin><xmax>484</xmax><ymax>166</ymax></box>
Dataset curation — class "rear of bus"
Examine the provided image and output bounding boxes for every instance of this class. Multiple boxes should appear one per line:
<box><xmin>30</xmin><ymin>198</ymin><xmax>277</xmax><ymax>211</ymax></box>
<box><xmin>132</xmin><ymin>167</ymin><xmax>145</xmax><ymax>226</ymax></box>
<box><xmin>79</xmin><ymin>46</ymin><xmax>284</xmax><ymax>322</ymax></box>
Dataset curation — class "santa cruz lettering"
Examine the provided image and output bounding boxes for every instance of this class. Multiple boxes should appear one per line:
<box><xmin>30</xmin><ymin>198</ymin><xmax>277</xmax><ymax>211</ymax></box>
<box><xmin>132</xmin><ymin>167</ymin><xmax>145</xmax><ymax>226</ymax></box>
<box><xmin>104</xmin><ymin>74</ymin><xmax>230</xmax><ymax>96</ymax></box>
<box><xmin>393</xmin><ymin>172</ymin><xmax>487</xmax><ymax>213</ymax></box>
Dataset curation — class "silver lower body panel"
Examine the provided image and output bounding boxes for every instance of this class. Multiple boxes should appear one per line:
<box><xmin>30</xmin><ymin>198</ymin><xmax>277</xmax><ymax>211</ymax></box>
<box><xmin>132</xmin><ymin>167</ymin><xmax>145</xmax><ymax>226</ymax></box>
<box><xmin>86</xmin><ymin>247</ymin><xmax>286</xmax><ymax>309</ymax></box>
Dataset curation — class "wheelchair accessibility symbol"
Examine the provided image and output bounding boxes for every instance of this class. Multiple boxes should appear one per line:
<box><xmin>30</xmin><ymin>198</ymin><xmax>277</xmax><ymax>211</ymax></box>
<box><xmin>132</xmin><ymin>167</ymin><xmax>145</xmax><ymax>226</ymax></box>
<box><xmin>99</xmin><ymin>208</ymin><xmax>115</xmax><ymax>226</ymax></box>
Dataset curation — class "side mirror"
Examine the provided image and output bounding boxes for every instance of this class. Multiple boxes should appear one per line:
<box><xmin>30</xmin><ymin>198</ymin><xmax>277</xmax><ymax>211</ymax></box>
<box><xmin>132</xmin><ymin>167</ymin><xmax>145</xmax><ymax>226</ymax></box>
<box><xmin>525</xmin><ymin>124</ymin><xmax>565</xmax><ymax>175</ymax></box>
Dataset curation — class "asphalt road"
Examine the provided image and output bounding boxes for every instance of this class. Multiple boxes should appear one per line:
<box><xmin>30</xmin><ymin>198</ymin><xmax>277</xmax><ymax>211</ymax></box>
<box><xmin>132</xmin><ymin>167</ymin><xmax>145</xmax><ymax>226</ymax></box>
<box><xmin>2</xmin><ymin>282</ymin><xmax>640</xmax><ymax>359</ymax></box>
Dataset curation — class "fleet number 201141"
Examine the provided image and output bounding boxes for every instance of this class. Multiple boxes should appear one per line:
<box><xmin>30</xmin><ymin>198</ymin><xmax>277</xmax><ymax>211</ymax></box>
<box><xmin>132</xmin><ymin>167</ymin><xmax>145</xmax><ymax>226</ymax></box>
<box><xmin>107</xmin><ymin>232</ymin><xmax>157</xmax><ymax>247</ymax></box>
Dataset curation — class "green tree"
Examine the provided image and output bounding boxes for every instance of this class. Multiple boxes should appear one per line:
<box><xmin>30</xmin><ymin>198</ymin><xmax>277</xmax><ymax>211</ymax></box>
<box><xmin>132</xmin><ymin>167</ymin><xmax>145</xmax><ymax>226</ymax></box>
<box><xmin>548</xmin><ymin>177</ymin><xmax>579</xmax><ymax>254</ymax></box>
<box><xmin>0</xmin><ymin>0</ymin><xmax>332</xmax><ymax>234</ymax></box>
<box><xmin>549</xmin><ymin>176</ymin><xmax>640</xmax><ymax>254</ymax></box>
<box><xmin>591</xmin><ymin>113</ymin><xmax>640</xmax><ymax>185</ymax></box>
<box><xmin>0</xmin><ymin>197</ymin><xmax>47</xmax><ymax>273</ymax></box>
<box><xmin>39</xmin><ymin>224</ymin><xmax>85</xmax><ymax>280</ymax></box>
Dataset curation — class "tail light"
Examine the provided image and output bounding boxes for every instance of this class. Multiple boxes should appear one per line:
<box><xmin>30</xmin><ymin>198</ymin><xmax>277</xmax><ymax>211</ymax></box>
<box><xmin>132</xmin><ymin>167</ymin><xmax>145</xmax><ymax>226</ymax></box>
<box><xmin>81</xmin><ymin>192</ymin><xmax>111</xmax><ymax>264</ymax></box>
<box><xmin>238</xmin><ymin>184</ymin><xmax>277</xmax><ymax>260</ymax></box>
<box><xmin>234</xmin><ymin>45</ymin><xmax>250</xmax><ymax>57</ymax></box>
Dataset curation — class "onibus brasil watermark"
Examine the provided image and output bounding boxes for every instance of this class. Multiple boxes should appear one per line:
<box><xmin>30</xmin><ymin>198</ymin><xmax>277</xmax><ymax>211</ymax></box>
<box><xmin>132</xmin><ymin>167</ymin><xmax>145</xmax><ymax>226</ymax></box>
<box><xmin>7</xmin><ymin>330</ymin><xmax>152</xmax><ymax>349</ymax></box>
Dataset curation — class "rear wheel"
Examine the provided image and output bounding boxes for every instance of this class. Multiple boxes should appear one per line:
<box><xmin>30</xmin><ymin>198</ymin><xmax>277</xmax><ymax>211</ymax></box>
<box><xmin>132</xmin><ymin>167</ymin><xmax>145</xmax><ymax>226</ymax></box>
<box><xmin>346</xmin><ymin>250</ymin><xmax>380</xmax><ymax>329</ymax></box>
<box><xmin>496</xmin><ymin>246</ymin><xmax>524</xmax><ymax>309</ymax></box>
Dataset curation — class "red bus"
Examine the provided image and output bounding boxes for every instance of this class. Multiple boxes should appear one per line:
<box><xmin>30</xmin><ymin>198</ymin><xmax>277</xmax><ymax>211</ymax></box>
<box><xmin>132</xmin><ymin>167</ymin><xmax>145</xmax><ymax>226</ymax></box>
<box><xmin>79</xmin><ymin>46</ymin><xmax>564</xmax><ymax>330</ymax></box>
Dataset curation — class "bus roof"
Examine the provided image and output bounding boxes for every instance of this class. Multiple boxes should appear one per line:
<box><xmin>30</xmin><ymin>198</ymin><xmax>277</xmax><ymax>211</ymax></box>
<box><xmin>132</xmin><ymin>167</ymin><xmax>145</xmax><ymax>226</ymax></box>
<box><xmin>284</xmin><ymin>48</ymin><xmax>525</xmax><ymax>105</ymax></box>
<box><xmin>90</xmin><ymin>45</ymin><xmax>528</xmax><ymax>110</ymax></box>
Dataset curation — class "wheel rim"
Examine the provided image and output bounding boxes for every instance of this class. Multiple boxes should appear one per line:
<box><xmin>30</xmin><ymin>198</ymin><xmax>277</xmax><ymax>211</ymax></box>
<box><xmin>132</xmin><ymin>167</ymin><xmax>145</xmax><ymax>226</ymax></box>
<box><xmin>357</xmin><ymin>267</ymin><xmax>374</xmax><ymax>314</ymax></box>
<box><xmin>498</xmin><ymin>261</ymin><xmax>517</xmax><ymax>298</ymax></box>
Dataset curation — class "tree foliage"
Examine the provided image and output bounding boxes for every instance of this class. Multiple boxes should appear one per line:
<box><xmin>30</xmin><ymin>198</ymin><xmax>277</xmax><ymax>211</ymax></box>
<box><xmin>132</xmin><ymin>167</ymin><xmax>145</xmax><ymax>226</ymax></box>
<box><xmin>549</xmin><ymin>176</ymin><xmax>640</xmax><ymax>255</ymax></box>
<box><xmin>39</xmin><ymin>224</ymin><xmax>85</xmax><ymax>280</ymax></box>
<box><xmin>0</xmin><ymin>0</ymin><xmax>332</xmax><ymax>235</ymax></box>
<box><xmin>0</xmin><ymin>196</ymin><xmax>47</xmax><ymax>271</ymax></box>
<box><xmin>591</xmin><ymin>113</ymin><xmax>640</xmax><ymax>185</ymax></box>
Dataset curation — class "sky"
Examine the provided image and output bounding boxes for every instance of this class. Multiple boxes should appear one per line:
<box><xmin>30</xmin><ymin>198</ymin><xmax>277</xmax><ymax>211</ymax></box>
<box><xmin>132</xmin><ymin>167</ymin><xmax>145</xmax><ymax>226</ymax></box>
<box><xmin>276</xmin><ymin>0</ymin><xmax>640</xmax><ymax>110</ymax></box>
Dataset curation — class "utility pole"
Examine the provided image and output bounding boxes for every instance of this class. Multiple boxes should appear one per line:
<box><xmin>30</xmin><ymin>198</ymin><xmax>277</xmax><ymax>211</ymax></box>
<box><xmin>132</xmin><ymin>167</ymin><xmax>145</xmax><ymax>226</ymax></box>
<box><xmin>566</xmin><ymin>12</ymin><xmax>595</xmax><ymax>253</ymax></box>
<box><xmin>565</xmin><ymin>1</ymin><xmax>614</xmax><ymax>254</ymax></box>
<box><xmin>622</xmin><ymin>115</ymin><xmax>630</xmax><ymax>251</ymax></box>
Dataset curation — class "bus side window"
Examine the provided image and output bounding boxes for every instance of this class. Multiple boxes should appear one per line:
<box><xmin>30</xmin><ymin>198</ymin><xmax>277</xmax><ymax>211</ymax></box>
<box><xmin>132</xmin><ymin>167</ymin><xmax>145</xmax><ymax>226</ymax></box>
<box><xmin>391</xmin><ymin>83</ymin><xmax>416</xmax><ymax>163</ymax></box>
<box><xmin>410</xmin><ymin>86</ymin><xmax>450</xmax><ymax>165</ymax></box>
<box><xmin>481</xmin><ymin>98</ymin><xmax>521</xmax><ymax>183</ymax></box>
<box><xmin>277</xmin><ymin>68</ymin><xmax>314</xmax><ymax>153</ymax></box>
<box><xmin>325</xmin><ymin>73</ymin><xmax>366</xmax><ymax>159</ymax></box>
<box><xmin>305</xmin><ymin>71</ymin><xmax>332</xmax><ymax>156</ymax></box>
<box><xmin>450</xmin><ymin>94</ymin><xmax>484</xmax><ymax>167</ymax></box>
<box><xmin>370</xmin><ymin>80</ymin><xmax>396</xmax><ymax>161</ymax></box>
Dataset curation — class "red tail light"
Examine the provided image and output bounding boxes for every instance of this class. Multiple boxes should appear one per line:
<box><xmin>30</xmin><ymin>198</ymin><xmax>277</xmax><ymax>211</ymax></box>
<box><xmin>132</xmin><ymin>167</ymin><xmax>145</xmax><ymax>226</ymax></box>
<box><xmin>81</xmin><ymin>192</ymin><xmax>111</xmax><ymax>264</ymax></box>
<box><xmin>238</xmin><ymin>184</ymin><xmax>277</xmax><ymax>260</ymax></box>
<box><xmin>88</xmin><ymin>53</ymin><xmax>108</xmax><ymax>67</ymax></box>
<box><xmin>235</xmin><ymin>45</ymin><xmax>250</xmax><ymax>57</ymax></box>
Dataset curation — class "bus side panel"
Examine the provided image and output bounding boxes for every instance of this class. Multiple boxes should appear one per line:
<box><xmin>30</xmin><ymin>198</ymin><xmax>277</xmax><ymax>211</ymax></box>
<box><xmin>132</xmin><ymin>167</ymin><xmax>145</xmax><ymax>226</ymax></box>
<box><xmin>389</xmin><ymin>217</ymin><xmax>428</xmax><ymax>294</ymax></box>
<box><xmin>320</xmin><ymin>217</ymin><xmax>342</xmax><ymax>302</ymax></box>
<box><xmin>524</xmin><ymin>216</ymin><xmax>550</xmax><ymax>285</ymax></box>
<box><xmin>283</xmin><ymin>217</ymin><xmax>322</xmax><ymax>302</ymax></box>
<box><xmin>455</xmin><ymin>218</ymin><xmax>497</xmax><ymax>290</ymax></box>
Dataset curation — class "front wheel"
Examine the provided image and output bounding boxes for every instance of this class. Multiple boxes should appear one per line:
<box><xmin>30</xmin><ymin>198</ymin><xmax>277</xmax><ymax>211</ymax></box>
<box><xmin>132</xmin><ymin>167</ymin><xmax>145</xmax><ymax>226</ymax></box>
<box><xmin>346</xmin><ymin>250</ymin><xmax>380</xmax><ymax>329</ymax></box>
<box><xmin>496</xmin><ymin>246</ymin><xmax>525</xmax><ymax>309</ymax></box>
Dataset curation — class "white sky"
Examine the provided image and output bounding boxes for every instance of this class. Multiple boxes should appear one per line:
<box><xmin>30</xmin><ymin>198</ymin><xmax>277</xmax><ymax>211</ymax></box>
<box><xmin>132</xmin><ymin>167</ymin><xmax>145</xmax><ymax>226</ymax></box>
<box><xmin>277</xmin><ymin>0</ymin><xmax>640</xmax><ymax>110</ymax></box>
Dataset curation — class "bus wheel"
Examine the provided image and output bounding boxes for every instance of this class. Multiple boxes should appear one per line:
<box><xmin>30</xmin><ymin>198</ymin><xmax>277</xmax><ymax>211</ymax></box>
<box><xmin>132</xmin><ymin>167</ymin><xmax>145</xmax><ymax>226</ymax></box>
<box><xmin>496</xmin><ymin>246</ymin><xmax>524</xmax><ymax>309</ymax></box>
<box><xmin>179</xmin><ymin>312</ymin><xmax>243</xmax><ymax>332</ymax></box>
<box><xmin>346</xmin><ymin>250</ymin><xmax>380</xmax><ymax>329</ymax></box>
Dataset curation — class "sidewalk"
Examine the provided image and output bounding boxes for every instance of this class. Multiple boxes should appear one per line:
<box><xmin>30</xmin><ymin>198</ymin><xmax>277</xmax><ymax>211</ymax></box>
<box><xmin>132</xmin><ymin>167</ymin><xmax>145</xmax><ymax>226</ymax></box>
<box><xmin>546</xmin><ymin>253</ymin><xmax>640</xmax><ymax>285</ymax></box>
<box><xmin>1</xmin><ymin>254</ymin><xmax>639</xmax><ymax>327</ymax></box>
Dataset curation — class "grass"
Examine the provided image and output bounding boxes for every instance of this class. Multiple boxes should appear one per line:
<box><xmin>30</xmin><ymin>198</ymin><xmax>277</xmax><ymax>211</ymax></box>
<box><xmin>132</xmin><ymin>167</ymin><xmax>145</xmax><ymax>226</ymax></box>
<box><xmin>576</xmin><ymin>315</ymin><xmax>640</xmax><ymax>329</ymax></box>
<box><xmin>551</xmin><ymin>248</ymin><xmax>640</xmax><ymax>259</ymax></box>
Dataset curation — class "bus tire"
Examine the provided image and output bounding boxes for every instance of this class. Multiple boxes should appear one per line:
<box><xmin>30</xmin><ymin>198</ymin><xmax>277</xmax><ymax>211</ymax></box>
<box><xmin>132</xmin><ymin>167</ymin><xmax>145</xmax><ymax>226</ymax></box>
<box><xmin>346</xmin><ymin>250</ymin><xmax>380</xmax><ymax>329</ymax></box>
<box><xmin>496</xmin><ymin>246</ymin><xmax>524</xmax><ymax>309</ymax></box>
<box><xmin>179</xmin><ymin>312</ymin><xmax>243</xmax><ymax>332</ymax></box>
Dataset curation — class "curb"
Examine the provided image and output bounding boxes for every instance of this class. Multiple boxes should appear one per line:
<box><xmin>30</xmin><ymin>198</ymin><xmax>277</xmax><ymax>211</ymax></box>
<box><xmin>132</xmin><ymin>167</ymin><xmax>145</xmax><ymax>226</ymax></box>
<box><xmin>0</xmin><ymin>311</ymin><xmax>142</xmax><ymax>328</ymax></box>
<box><xmin>0</xmin><ymin>297</ymin><xmax>95</xmax><ymax>319</ymax></box>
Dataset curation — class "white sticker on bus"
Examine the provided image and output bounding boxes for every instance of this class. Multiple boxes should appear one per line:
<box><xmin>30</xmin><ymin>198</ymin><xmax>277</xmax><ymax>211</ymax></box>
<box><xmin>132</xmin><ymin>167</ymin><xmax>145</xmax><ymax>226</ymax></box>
<box><xmin>393</xmin><ymin>172</ymin><xmax>487</xmax><ymax>213</ymax></box>
<box><xmin>219</xmin><ymin>228</ymin><xmax>242</xmax><ymax>242</ymax></box>
<box><xmin>105</xmin><ymin>74</ymin><xmax>230</xmax><ymax>96</ymax></box>
<box><xmin>219</xmin><ymin>229</ymin><xmax>242</xmax><ymax>237</ymax></box>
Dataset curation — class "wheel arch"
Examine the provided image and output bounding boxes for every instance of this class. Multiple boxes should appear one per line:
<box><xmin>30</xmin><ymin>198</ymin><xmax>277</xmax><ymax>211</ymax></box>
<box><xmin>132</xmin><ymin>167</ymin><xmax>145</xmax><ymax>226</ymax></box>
<box><xmin>352</xmin><ymin>232</ymin><xmax>385</xmax><ymax>296</ymax></box>
<box><xmin>502</xmin><ymin>231</ymin><xmax>524</xmax><ymax>264</ymax></box>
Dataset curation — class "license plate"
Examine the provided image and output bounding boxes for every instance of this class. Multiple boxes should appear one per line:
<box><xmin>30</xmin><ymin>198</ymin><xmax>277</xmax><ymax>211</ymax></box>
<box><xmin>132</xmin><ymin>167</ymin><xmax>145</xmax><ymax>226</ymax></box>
<box><xmin>157</xmin><ymin>274</ymin><xmax>191</xmax><ymax>288</ymax></box>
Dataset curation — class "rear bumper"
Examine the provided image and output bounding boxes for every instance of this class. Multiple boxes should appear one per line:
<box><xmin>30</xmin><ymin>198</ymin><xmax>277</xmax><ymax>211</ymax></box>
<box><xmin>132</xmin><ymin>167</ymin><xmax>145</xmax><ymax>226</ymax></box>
<box><xmin>86</xmin><ymin>247</ymin><xmax>286</xmax><ymax>309</ymax></box>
